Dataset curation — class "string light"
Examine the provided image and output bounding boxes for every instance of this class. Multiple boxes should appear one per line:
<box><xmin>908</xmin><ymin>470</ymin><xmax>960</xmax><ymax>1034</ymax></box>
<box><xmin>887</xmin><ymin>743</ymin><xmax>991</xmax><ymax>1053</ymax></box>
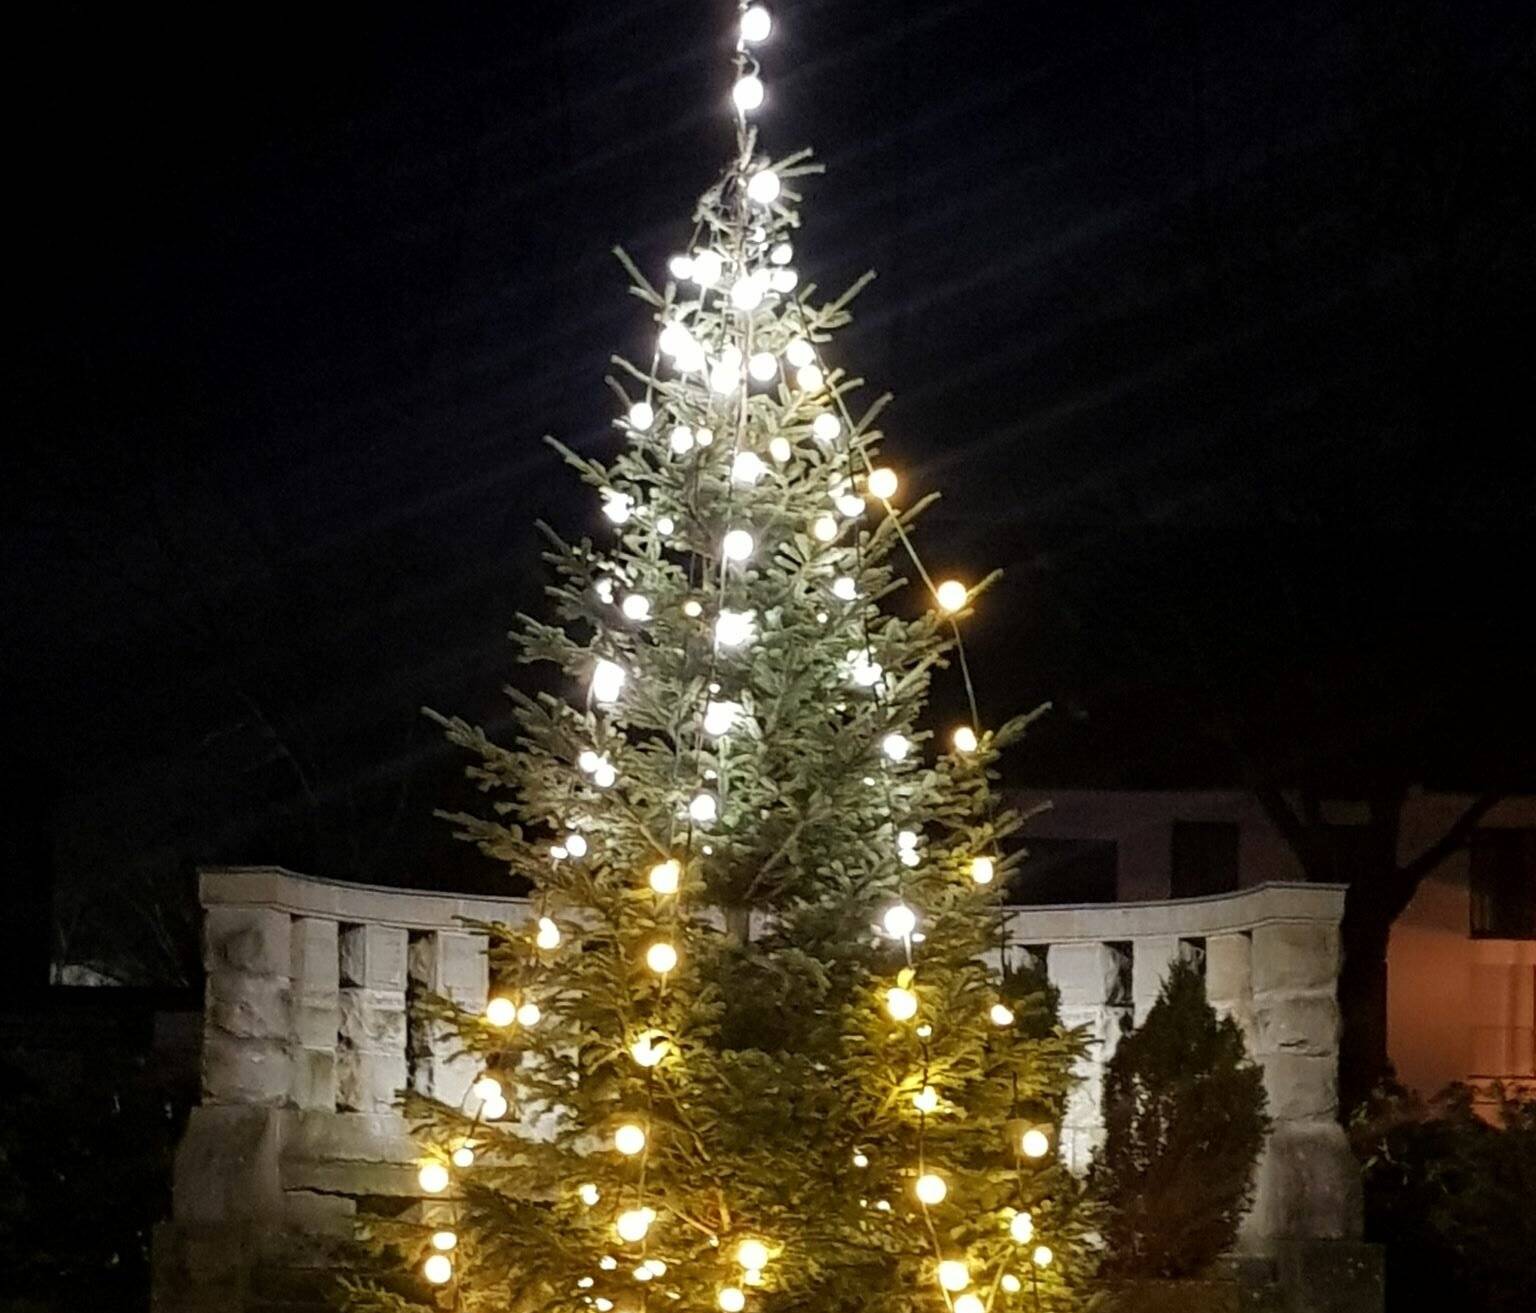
<box><xmin>715</xmin><ymin>610</ymin><xmax>755</xmax><ymax>647</ymax></box>
<box><xmin>622</xmin><ymin>593</ymin><xmax>652</xmax><ymax>621</ymax></box>
<box><xmin>913</xmin><ymin>1084</ymin><xmax>939</xmax><ymax>1113</ymax></box>
<box><xmin>748</xmin><ymin>351</ymin><xmax>778</xmax><ymax>382</ymax></box>
<box><xmin>472</xmin><ymin>1076</ymin><xmax>502</xmax><ymax>1102</ymax></box>
<box><xmin>732</xmin><ymin>450</ymin><xmax>767</xmax><ymax>483</ymax></box>
<box><xmin>836</xmin><ymin>493</ymin><xmax>865</xmax><ymax>518</ymax></box>
<box><xmin>670</xmin><ymin>425</ymin><xmax>696</xmax><ymax>454</ymax></box>
<box><xmin>646</xmin><ymin>941</ymin><xmax>679</xmax><ymax>974</ymax></box>
<box><xmin>952</xmin><ymin>725</ymin><xmax>979</xmax><ymax>753</ymax></box>
<box><xmin>1009</xmin><ymin>1211</ymin><xmax>1034</xmax><ymax>1244</ymax></box>
<box><xmin>645</xmin><ymin>1258</ymin><xmax>668</xmax><ymax>1277</ymax></box>
<box><xmin>628</xmin><ymin>401</ymin><xmax>655</xmax><ymax>431</ymax></box>
<box><xmin>769</xmin><ymin>436</ymin><xmax>792</xmax><ymax>463</ymax></box>
<box><xmin>740</xmin><ymin>5</ymin><xmax>772</xmax><ymax>43</ymax></box>
<box><xmin>770</xmin><ymin>241</ymin><xmax>793</xmax><ymax>265</ymax></box>
<box><xmin>718</xmin><ymin>1288</ymin><xmax>746</xmax><ymax>1313</ymax></box>
<box><xmin>936</xmin><ymin>1259</ymin><xmax>968</xmax><ymax>1290</ymax></box>
<box><xmin>692</xmin><ymin>250</ymin><xmax>724</xmax><ymax>286</ymax></box>
<box><xmin>990</xmin><ymin>1002</ymin><xmax>1015</xmax><ymax>1026</ymax></box>
<box><xmin>935</xmin><ymin>579</ymin><xmax>968</xmax><ymax>612</ymax></box>
<box><xmin>485</xmin><ymin>996</ymin><xmax>517</xmax><ymax>1027</ymax></box>
<box><xmin>565</xmin><ymin>833</ymin><xmax>589</xmax><ymax>858</ymax></box>
<box><xmin>796</xmin><ymin>364</ymin><xmax>825</xmax><ymax>392</ymax></box>
<box><xmin>614</xmin><ymin>1123</ymin><xmax>647</xmax><ymax>1156</ymax></box>
<box><xmin>785</xmin><ymin>339</ymin><xmax>815</xmax><ymax>368</ymax></box>
<box><xmin>970</xmin><ymin>856</ymin><xmax>996</xmax><ymax>885</ymax></box>
<box><xmin>683</xmin><ymin>599</ymin><xmax>703</xmax><ymax>617</ymax></box>
<box><xmin>852</xmin><ymin>1150</ymin><xmax>869</xmax><ymax>1168</ymax></box>
<box><xmin>812</xmin><ymin>514</ymin><xmax>838</xmax><ymax>542</ymax></box>
<box><xmin>736</xmin><ymin>1239</ymin><xmax>770</xmax><ymax>1270</ymax></box>
<box><xmin>704</xmin><ymin>700</ymin><xmax>739</xmax><ymax>736</ymax></box>
<box><xmin>711</xmin><ymin>359</ymin><xmax>741</xmax><ymax>394</ymax></box>
<box><xmin>432</xmin><ymin>1230</ymin><xmax>458</xmax><ymax>1251</ymax></box>
<box><xmin>731</xmin><ymin>75</ymin><xmax>764</xmax><ymax>112</ymax></box>
<box><xmin>954</xmin><ymin>1294</ymin><xmax>984</xmax><ymax>1313</ymax></box>
<box><xmin>689</xmin><ymin>792</ymin><xmax>719</xmax><ymax>823</ymax></box>
<box><xmin>730</xmin><ymin>273</ymin><xmax>768</xmax><ymax>310</ymax></box>
<box><xmin>592</xmin><ymin>659</ymin><xmax>626</xmax><ymax>704</ymax></box>
<box><xmin>882</xmin><ymin>904</ymin><xmax>917</xmax><ymax>938</ymax></box>
<box><xmin>602</xmin><ymin>492</ymin><xmax>634</xmax><ymax>525</ymax></box>
<box><xmin>417</xmin><ymin>1163</ymin><xmax>450</xmax><ymax>1194</ymax></box>
<box><xmin>770</xmin><ymin>267</ymin><xmax>797</xmax><ymax>292</ymax></box>
<box><xmin>579</xmin><ymin>1182</ymin><xmax>602</xmax><ymax>1206</ymax></box>
<box><xmin>832</xmin><ymin>576</ymin><xmax>857</xmax><ymax>601</ymax></box>
<box><xmin>594</xmin><ymin>760</ymin><xmax>617</xmax><ymax>787</ymax></box>
<box><xmin>722</xmin><ymin>529</ymin><xmax>755</xmax><ymax>562</ymax></box>
<box><xmin>1021</xmin><ymin>1128</ymin><xmax>1051</xmax><ymax>1159</ymax></box>
<box><xmin>1032</xmin><ymin>1246</ymin><xmax>1053</xmax><ymax>1269</ymax></box>
<box><xmin>481</xmin><ymin>1092</ymin><xmax>508</xmax><ymax>1119</ymax></box>
<box><xmin>616</xmin><ymin>1207</ymin><xmax>653</xmax><ymax>1242</ymax></box>
<box><xmin>424</xmin><ymin>1254</ymin><xmax>454</xmax><ymax>1284</ymax></box>
<box><xmin>867</xmin><ymin>467</ymin><xmax>898</xmax><ymax>499</ymax></box>
<box><xmin>811</xmin><ymin>412</ymin><xmax>840</xmax><ymax>440</ymax></box>
<box><xmin>649</xmin><ymin>859</ymin><xmax>681</xmax><ymax>894</ymax></box>
<box><xmin>667</xmin><ymin>255</ymin><xmax>693</xmax><ymax>280</ymax></box>
<box><xmin>630</xmin><ymin>1029</ymin><xmax>671</xmax><ymax>1067</ymax></box>
<box><xmin>884</xmin><ymin>986</ymin><xmax>918</xmax><ymax>1021</ymax></box>
<box><xmin>746</xmin><ymin>170</ymin><xmax>781</xmax><ymax>204</ymax></box>
<box><xmin>451</xmin><ymin>1144</ymin><xmax>475</xmax><ymax>1168</ymax></box>
<box><xmin>1001</xmin><ymin>1274</ymin><xmax>1022</xmax><ymax>1294</ymax></box>
<box><xmin>516</xmin><ymin>1001</ymin><xmax>542</xmax><ymax>1027</ymax></box>
<box><xmin>881</xmin><ymin>732</ymin><xmax>912</xmax><ymax>761</ymax></box>
<box><xmin>656</xmin><ymin>515</ymin><xmax>676</xmax><ymax>536</ymax></box>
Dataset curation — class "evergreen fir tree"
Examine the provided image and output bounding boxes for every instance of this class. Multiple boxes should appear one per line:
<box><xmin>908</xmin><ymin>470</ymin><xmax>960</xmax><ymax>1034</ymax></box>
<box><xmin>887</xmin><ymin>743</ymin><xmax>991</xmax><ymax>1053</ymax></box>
<box><xmin>349</xmin><ymin>7</ymin><xmax>1089</xmax><ymax>1311</ymax></box>
<box><xmin>1093</xmin><ymin>959</ymin><xmax>1269</xmax><ymax>1281</ymax></box>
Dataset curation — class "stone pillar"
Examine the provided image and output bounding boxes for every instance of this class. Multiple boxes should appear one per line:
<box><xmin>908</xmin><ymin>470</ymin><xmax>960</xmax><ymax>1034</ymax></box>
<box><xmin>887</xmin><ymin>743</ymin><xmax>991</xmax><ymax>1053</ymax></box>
<box><xmin>289</xmin><ymin>917</ymin><xmax>339</xmax><ymax>1111</ymax></box>
<box><xmin>202</xmin><ymin>906</ymin><xmax>292</xmax><ymax>1106</ymax></box>
<box><xmin>1048</xmin><ymin>941</ymin><xmax>1130</xmax><ymax>1173</ymax></box>
<box><xmin>1131</xmin><ymin>934</ymin><xmax>1184</xmax><ymax>1024</ymax></box>
<box><xmin>1246</xmin><ymin>921</ymin><xmax>1361</xmax><ymax>1246</ymax></box>
<box><xmin>338</xmin><ymin>924</ymin><xmax>409</xmax><ymax>1112</ymax></box>
<box><xmin>408</xmin><ymin>930</ymin><xmax>489</xmax><ymax>1108</ymax></box>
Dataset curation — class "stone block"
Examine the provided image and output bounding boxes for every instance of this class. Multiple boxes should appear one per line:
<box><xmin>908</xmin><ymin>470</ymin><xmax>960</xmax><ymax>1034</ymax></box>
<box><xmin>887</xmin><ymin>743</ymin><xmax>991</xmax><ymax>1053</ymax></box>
<box><xmin>1206</xmin><ymin>932</ymin><xmax>1253</xmax><ymax>1008</ymax></box>
<box><xmin>280</xmin><ymin>1108</ymin><xmax>419</xmax><ymax>1165</ymax></box>
<box><xmin>204</xmin><ymin>905</ymin><xmax>292</xmax><ymax>978</ymax></box>
<box><xmin>1261</xmin><ymin>1052</ymin><xmax>1338</xmax><ymax>1122</ymax></box>
<box><xmin>1251</xmin><ymin>923</ymin><xmax>1339</xmax><ymax>996</ymax></box>
<box><xmin>202</xmin><ymin>1030</ymin><xmax>290</xmax><ymax>1106</ymax></box>
<box><xmin>283</xmin><ymin>1188</ymin><xmax>356</xmax><ymax>1237</ymax></box>
<box><xmin>1048</xmin><ymin>941</ymin><xmax>1125</xmax><ymax>1008</ymax></box>
<box><xmin>292</xmin><ymin>995</ymin><xmax>340</xmax><ymax>1051</ymax></box>
<box><xmin>337</xmin><ymin>1049</ymin><xmax>408</xmax><ymax>1112</ymax></box>
<box><xmin>206</xmin><ymin>970</ymin><xmax>291</xmax><ymax>1042</ymax></box>
<box><xmin>171</xmin><ymin>1105</ymin><xmax>284</xmax><ymax>1226</ymax></box>
<box><xmin>409</xmin><ymin>929</ymin><xmax>489</xmax><ymax>1007</ymax></box>
<box><xmin>289</xmin><ymin>1047</ymin><xmax>337</xmax><ymax>1111</ymax></box>
<box><xmin>291</xmin><ymin>917</ymin><xmax>339</xmax><ymax>996</ymax></box>
<box><xmin>340</xmin><ymin>986</ymin><xmax>407</xmax><ymax>1050</ymax></box>
<box><xmin>1255</xmin><ymin>994</ymin><xmax>1340</xmax><ymax>1059</ymax></box>
<box><xmin>1244</xmin><ymin>1122</ymin><xmax>1362</xmax><ymax>1245</ymax></box>
<box><xmin>1132</xmin><ymin>935</ymin><xmax>1183</xmax><ymax>1024</ymax></box>
<box><xmin>340</xmin><ymin>922</ymin><xmax>407</xmax><ymax>990</ymax></box>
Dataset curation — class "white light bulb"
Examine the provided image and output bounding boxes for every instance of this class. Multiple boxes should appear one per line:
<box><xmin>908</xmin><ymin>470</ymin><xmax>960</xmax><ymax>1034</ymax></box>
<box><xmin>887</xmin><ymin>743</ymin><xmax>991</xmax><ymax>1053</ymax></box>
<box><xmin>740</xmin><ymin>5</ymin><xmax>772</xmax><ymax>43</ymax></box>
<box><xmin>485</xmin><ymin>996</ymin><xmax>516</xmax><ymax>1027</ymax></box>
<box><xmin>770</xmin><ymin>268</ymin><xmax>797</xmax><ymax>293</ymax></box>
<box><xmin>418</xmin><ymin>1162</ymin><xmax>450</xmax><ymax>1194</ymax></box>
<box><xmin>596</xmin><ymin>1299</ymin><xmax>615</xmax><ymax>1310</ymax></box>
<box><xmin>732</xmin><ymin>75</ymin><xmax>765</xmax><ymax>111</ymax></box>
<box><xmin>1021</xmin><ymin>1128</ymin><xmax>1051</xmax><ymax>1159</ymax></box>
<box><xmin>732</xmin><ymin>450</ymin><xmax>766</xmax><ymax>484</ymax></box>
<box><xmin>748</xmin><ymin>351</ymin><xmax>778</xmax><ymax>381</ymax></box>
<box><xmin>614</xmin><ymin>1123</ymin><xmax>647</xmax><ymax>1156</ymax></box>
<box><xmin>481</xmin><ymin>1093</ymin><xmax>508</xmax><ymax>1119</ymax></box>
<box><xmin>885</xmin><ymin>989</ymin><xmax>918</xmax><ymax>1028</ymax></box>
<box><xmin>689</xmin><ymin>792</ymin><xmax>718</xmax><ymax>824</ymax></box>
<box><xmin>579</xmin><ymin>1182</ymin><xmax>601</xmax><ymax>1206</ymax></box>
<box><xmin>719</xmin><ymin>344</ymin><xmax>743</xmax><ymax>368</ymax></box>
<box><xmin>616</xmin><ymin>1207</ymin><xmax>652</xmax><ymax>1241</ymax></box>
<box><xmin>832</xmin><ymin>576</ymin><xmax>857</xmax><ymax>601</ymax></box>
<box><xmin>835</xmin><ymin>494</ymin><xmax>864</xmax><ymax>519</ymax></box>
<box><xmin>578</xmin><ymin>749</ymin><xmax>600</xmax><ymax>773</ymax></box>
<box><xmin>796</xmin><ymin>363</ymin><xmax>825</xmax><ymax>392</ymax></box>
<box><xmin>704</xmin><ymin>700</ymin><xmax>738</xmax><ymax>736</ymax></box>
<box><xmin>867</xmin><ymin>467</ymin><xmax>898</xmax><ymax>499</ymax></box>
<box><xmin>645</xmin><ymin>1258</ymin><xmax>667</xmax><ymax>1277</ymax></box>
<box><xmin>630</xmin><ymin>1029</ymin><xmax>670</xmax><ymax>1068</ymax></box>
<box><xmin>913</xmin><ymin>1084</ymin><xmax>939</xmax><ymax>1113</ymax></box>
<box><xmin>648</xmin><ymin>858</ymin><xmax>681</xmax><ymax>894</ymax></box>
<box><xmin>669</xmin><ymin>425</ymin><xmax>695</xmax><ymax>454</ymax></box>
<box><xmin>602</xmin><ymin>491</ymin><xmax>633</xmax><ymax>525</ymax></box>
<box><xmin>656</xmin><ymin>515</ymin><xmax>675</xmax><ymax>536</ymax></box>
<box><xmin>812</xmin><ymin>412</ymin><xmax>841</xmax><ymax>441</ymax></box>
<box><xmin>991</xmin><ymin>1002</ymin><xmax>1016</xmax><ymax>1027</ymax></box>
<box><xmin>785</xmin><ymin>338</ymin><xmax>815</xmax><ymax>368</ymax></box>
<box><xmin>882</xmin><ymin>732</ymin><xmax>911</xmax><ymax>761</ymax></box>
<box><xmin>668</xmin><ymin>254</ymin><xmax>693</xmax><ymax>280</ymax></box>
<box><xmin>692</xmin><ymin>250</ymin><xmax>724</xmax><ymax>286</ymax></box>
<box><xmin>852</xmin><ymin>1150</ymin><xmax>869</xmax><ymax>1167</ymax></box>
<box><xmin>424</xmin><ymin>1253</ymin><xmax>453</xmax><ymax>1285</ymax></box>
<box><xmin>1001</xmin><ymin>1274</ymin><xmax>1022</xmax><ymax>1294</ymax></box>
<box><xmin>592</xmin><ymin>659</ymin><xmax>626</xmax><ymax>704</ymax></box>
<box><xmin>600</xmin><ymin>1257</ymin><xmax>618</xmax><ymax>1272</ymax></box>
<box><xmin>472</xmin><ymin>1075</ymin><xmax>502</xmax><ymax>1102</ymax></box>
<box><xmin>646</xmin><ymin>941</ymin><xmax>678</xmax><ymax>974</ymax></box>
<box><xmin>954</xmin><ymin>1295</ymin><xmax>984</xmax><ymax>1313</ymax></box>
<box><xmin>952</xmin><ymin>725</ymin><xmax>979</xmax><ymax>753</ymax></box>
<box><xmin>564</xmin><ymin>833</ymin><xmax>588</xmax><ymax>858</ymax></box>
<box><xmin>450</xmin><ymin>1143</ymin><xmax>474</xmax><ymax>1169</ymax></box>
<box><xmin>936</xmin><ymin>579</ymin><xmax>968</xmax><ymax>612</ymax></box>
<box><xmin>628</xmin><ymin>401</ymin><xmax>655</xmax><ymax>431</ymax></box>
<box><xmin>900</xmin><ymin>848</ymin><xmax>921</xmax><ymax>868</ymax></box>
<box><xmin>851</xmin><ymin>655</ymin><xmax>883</xmax><ymax>688</ymax></box>
<box><xmin>1033</xmin><ymin>1246</ymin><xmax>1053</xmax><ymax>1269</ymax></box>
<box><xmin>736</xmin><ymin>1238</ymin><xmax>769</xmax><ymax>1270</ymax></box>
<box><xmin>683</xmin><ymin>599</ymin><xmax>703</xmax><ymax>618</ymax></box>
<box><xmin>432</xmin><ymin>1228</ymin><xmax>458</xmax><ymax>1251</ymax></box>
<box><xmin>730</xmin><ymin>274</ymin><xmax>766</xmax><ymax>311</ymax></box>
<box><xmin>746</xmin><ymin>170</ymin><xmax>781</xmax><ymax>204</ymax></box>
<box><xmin>593</xmin><ymin>762</ymin><xmax>617</xmax><ymax>788</ymax></box>
<box><xmin>718</xmin><ymin>1288</ymin><xmax>746</xmax><ymax>1313</ymax></box>
<box><xmin>1010</xmin><ymin>1211</ymin><xmax>1034</xmax><ymax>1244</ymax></box>
<box><xmin>536</xmin><ymin>917</ymin><xmax>561</xmax><ymax>950</ymax></box>
<box><xmin>936</xmin><ymin>1259</ymin><xmax>967</xmax><ymax>1290</ymax></box>
<box><xmin>696</xmin><ymin>427</ymin><xmax>714</xmax><ymax>446</ymax></box>
<box><xmin>634</xmin><ymin>1265</ymin><xmax>653</xmax><ymax>1282</ymax></box>
<box><xmin>812</xmin><ymin>514</ymin><xmax>838</xmax><ymax>542</ymax></box>
<box><xmin>722</xmin><ymin>528</ymin><xmax>755</xmax><ymax>562</ymax></box>
<box><xmin>621</xmin><ymin>593</ymin><xmax>651</xmax><ymax>621</ymax></box>
<box><xmin>883</xmin><ymin>904</ymin><xmax>917</xmax><ymax>938</ymax></box>
<box><xmin>715</xmin><ymin>609</ymin><xmax>754</xmax><ymax>648</ymax></box>
<box><xmin>762</xmin><ymin>439</ymin><xmax>788</xmax><ymax>468</ymax></box>
<box><xmin>516</xmin><ymin>1001</ymin><xmax>541</xmax><ymax>1027</ymax></box>
<box><xmin>770</xmin><ymin>241</ymin><xmax>793</xmax><ymax>265</ymax></box>
<box><xmin>710</xmin><ymin>360</ymin><xmax>740</xmax><ymax>394</ymax></box>
<box><xmin>970</xmin><ymin>856</ymin><xmax>996</xmax><ymax>886</ymax></box>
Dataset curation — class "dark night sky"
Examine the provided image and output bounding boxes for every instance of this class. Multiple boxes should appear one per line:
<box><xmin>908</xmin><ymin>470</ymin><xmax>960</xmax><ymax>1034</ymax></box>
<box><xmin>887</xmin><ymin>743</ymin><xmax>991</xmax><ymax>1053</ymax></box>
<box><xmin>6</xmin><ymin>1</ymin><xmax>1534</xmax><ymax>976</ymax></box>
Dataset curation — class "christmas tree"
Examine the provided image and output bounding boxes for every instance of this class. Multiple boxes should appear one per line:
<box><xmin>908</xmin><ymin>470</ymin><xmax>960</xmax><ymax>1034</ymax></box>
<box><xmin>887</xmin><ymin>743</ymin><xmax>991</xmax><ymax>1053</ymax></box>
<box><xmin>352</xmin><ymin>6</ymin><xmax>1090</xmax><ymax>1311</ymax></box>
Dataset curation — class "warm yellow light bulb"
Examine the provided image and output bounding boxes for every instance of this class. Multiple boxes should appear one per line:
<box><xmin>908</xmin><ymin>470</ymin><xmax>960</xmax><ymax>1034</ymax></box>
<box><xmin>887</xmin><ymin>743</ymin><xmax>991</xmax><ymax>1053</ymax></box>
<box><xmin>1009</xmin><ymin>1211</ymin><xmax>1034</xmax><ymax>1244</ymax></box>
<box><xmin>990</xmin><ymin>1002</ymin><xmax>1015</xmax><ymax>1027</ymax></box>
<box><xmin>913</xmin><ymin>1085</ymin><xmax>940</xmax><ymax>1114</ymax></box>
<box><xmin>649</xmin><ymin>858</ymin><xmax>681</xmax><ymax>894</ymax></box>
<box><xmin>970</xmin><ymin>856</ymin><xmax>996</xmax><ymax>886</ymax></box>
<box><xmin>954</xmin><ymin>1294</ymin><xmax>984</xmax><ymax>1313</ymax></box>
<box><xmin>536</xmin><ymin>916</ymin><xmax>561</xmax><ymax>949</ymax></box>
<box><xmin>952</xmin><ymin>725</ymin><xmax>979</xmax><ymax>754</ymax></box>
<box><xmin>451</xmin><ymin>1144</ymin><xmax>474</xmax><ymax>1168</ymax></box>
<box><xmin>417</xmin><ymin>1162</ymin><xmax>450</xmax><ymax>1194</ymax></box>
<box><xmin>718</xmin><ymin>1288</ymin><xmax>746</xmax><ymax>1313</ymax></box>
<box><xmin>485</xmin><ymin>996</ymin><xmax>517</xmax><ymax>1027</ymax></box>
<box><xmin>431</xmin><ymin>1229</ymin><xmax>458</xmax><ymax>1251</ymax></box>
<box><xmin>1032</xmin><ymin>1245</ymin><xmax>1053</xmax><ymax>1269</ymax></box>
<box><xmin>579</xmin><ymin>1182</ymin><xmax>601</xmax><ymax>1206</ymax></box>
<box><xmin>867</xmin><ymin>467</ymin><xmax>898</xmax><ymax>499</ymax></box>
<box><xmin>614</xmin><ymin>1122</ymin><xmax>647</xmax><ymax>1156</ymax></box>
<box><xmin>736</xmin><ymin>1239</ymin><xmax>769</xmax><ymax>1271</ymax></box>
<box><xmin>935</xmin><ymin>579</ymin><xmax>968</xmax><ymax>613</ymax></box>
<box><xmin>884</xmin><ymin>986</ymin><xmax>918</xmax><ymax>1022</ymax></box>
<box><xmin>424</xmin><ymin>1253</ymin><xmax>453</xmax><ymax>1284</ymax></box>
<box><xmin>630</xmin><ymin>1030</ymin><xmax>670</xmax><ymax>1068</ymax></box>
<box><xmin>937</xmin><ymin>1259</ymin><xmax>969</xmax><ymax>1291</ymax></box>
<box><xmin>616</xmin><ymin>1207</ymin><xmax>653</xmax><ymax>1242</ymax></box>
<box><xmin>646</xmin><ymin>941</ymin><xmax>678</xmax><ymax>974</ymax></box>
<box><xmin>1001</xmin><ymin>1274</ymin><xmax>1022</xmax><ymax>1294</ymax></box>
<box><xmin>915</xmin><ymin>1172</ymin><xmax>949</xmax><ymax>1206</ymax></box>
<box><xmin>1021</xmin><ymin>1128</ymin><xmax>1051</xmax><ymax>1159</ymax></box>
<box><xmin>516</xmin><ymin>1001</ymin><xmax>542</xmax><ymax>1027</ymax></box>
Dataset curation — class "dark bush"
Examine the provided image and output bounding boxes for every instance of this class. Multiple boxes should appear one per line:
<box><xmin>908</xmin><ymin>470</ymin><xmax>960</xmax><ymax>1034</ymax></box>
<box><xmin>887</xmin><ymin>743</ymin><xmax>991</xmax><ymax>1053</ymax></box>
<box><xmin>1092</xmin><ymin>958</ymin><xmax>1270</xmax><ymax>1278</ymax></box>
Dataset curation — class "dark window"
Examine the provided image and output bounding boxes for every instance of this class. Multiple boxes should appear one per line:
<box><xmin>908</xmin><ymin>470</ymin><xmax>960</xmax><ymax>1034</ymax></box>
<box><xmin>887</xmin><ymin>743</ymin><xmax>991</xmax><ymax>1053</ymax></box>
<box><xmin>1009</xmin><ymin>838</ymin><xmax>1118</xmax><ymax>905</ymax></box>
<box><xmin>1470</xmin><ymin>829</ymin><xmax>1536</xmax><ymax>939</ymax></box>
<box><xmin>1170</xmin><ymin>821</ymin><xmax>1240</xmax><ymax>898</ymax></box>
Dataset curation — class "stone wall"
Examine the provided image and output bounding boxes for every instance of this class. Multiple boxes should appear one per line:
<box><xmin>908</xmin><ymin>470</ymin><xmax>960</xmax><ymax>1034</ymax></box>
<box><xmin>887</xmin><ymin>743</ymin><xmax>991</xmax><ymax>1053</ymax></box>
<box><xmin>154</xmin><ymin>868</ymin><xmax>1364</xmax><ymax>1312</ymax></box>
